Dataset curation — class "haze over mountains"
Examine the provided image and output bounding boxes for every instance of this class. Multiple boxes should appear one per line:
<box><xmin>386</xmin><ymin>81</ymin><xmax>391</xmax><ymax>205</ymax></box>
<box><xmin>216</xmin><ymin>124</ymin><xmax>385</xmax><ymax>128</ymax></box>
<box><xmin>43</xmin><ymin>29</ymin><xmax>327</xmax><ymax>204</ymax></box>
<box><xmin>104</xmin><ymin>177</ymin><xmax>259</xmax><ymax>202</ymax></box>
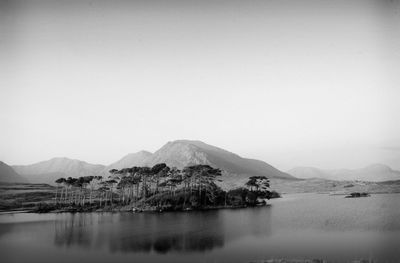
<box><xmin>7</xmin><ymin>140</ymin><xmax>294</xmax><ymax>185</ymax></box>
<box><xmin>288</xmin><ymin>164</ymin><xmax>400</xmax><ymax>182</ymax></box>
<box><xmin>13</xmin><ymin>158</ymin><xmax>105</xmax><ymax>184</ymax></box>
<box><xmin>2</xmin><ymin>140</ymin><xmax>399</xmax><ymax>186</ymax></box>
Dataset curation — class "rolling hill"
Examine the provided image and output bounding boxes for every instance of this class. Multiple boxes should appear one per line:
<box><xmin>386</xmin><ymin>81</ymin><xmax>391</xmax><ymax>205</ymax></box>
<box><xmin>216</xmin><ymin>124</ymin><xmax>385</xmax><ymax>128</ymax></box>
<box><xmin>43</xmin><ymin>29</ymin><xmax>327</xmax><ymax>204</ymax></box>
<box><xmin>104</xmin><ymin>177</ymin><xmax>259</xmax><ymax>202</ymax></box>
<box><xmin>0</xmin><ymin>161</ymin><xmax>28</xmax><ymax>183</ymax></box>
<box><xmin>13</xmin><ymin>157</ymin><xmax>105</xmax><ymax>184</ymax></box>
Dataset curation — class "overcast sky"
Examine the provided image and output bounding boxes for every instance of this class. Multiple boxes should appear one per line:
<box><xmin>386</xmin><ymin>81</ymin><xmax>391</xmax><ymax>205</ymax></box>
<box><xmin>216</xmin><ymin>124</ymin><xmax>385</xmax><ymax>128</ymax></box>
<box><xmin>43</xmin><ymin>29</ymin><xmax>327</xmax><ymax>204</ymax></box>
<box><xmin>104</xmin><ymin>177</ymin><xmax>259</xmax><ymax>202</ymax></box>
<box><xmin>1</xmin><ymin>0</ymin><xmax>399</xmax><ymax>170</ymax></box>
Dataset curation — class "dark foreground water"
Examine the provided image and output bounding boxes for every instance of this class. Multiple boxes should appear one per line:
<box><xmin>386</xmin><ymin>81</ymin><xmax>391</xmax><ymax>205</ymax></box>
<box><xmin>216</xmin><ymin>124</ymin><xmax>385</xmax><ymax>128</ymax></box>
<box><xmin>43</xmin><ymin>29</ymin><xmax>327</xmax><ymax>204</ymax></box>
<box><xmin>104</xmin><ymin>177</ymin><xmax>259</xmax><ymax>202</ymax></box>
<box><xmin>1</xmin><ymin>193</ymin><xmax>400</xmax><ymax>263</ymax></box>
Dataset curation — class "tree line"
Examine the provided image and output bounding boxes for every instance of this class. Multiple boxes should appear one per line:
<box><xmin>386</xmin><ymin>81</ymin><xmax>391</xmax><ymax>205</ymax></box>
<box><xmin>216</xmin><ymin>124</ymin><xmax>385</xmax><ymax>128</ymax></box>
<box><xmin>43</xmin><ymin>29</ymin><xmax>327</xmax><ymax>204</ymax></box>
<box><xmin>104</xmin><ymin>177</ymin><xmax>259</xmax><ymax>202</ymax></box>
<box><xmin>54</xmin><ymin>163</ymin><xmax>274</xmax><ymax>211</ymax></box>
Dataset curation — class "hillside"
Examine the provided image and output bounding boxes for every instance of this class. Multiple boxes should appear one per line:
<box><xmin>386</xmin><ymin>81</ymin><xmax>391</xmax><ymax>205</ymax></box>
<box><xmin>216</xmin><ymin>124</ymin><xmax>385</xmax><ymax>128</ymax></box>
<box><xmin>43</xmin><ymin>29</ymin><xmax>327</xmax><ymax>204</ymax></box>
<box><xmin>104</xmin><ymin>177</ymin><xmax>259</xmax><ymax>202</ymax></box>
<box><xmin>288</xmin><ymin>164</ymin><xmax>400</xmax><ymax>182</ymax></box>
<box><xmin>148</xmin><ymin>140</ymin><xmax>293</xmax><ymax>178</ymax></box>
<box><xmin>98</xmin><ymin>151</ymin><xmax>152</xmax><ymax>177</ymax></box>
<box><xmin>13</xmin><ymin>158</ymin><xmax>105</xmax><ymax>185</ymax></box>
<box><xmin>0</xmin><ymin>161</ymin><xmax>28</xmax><ymax>183</ymax></box>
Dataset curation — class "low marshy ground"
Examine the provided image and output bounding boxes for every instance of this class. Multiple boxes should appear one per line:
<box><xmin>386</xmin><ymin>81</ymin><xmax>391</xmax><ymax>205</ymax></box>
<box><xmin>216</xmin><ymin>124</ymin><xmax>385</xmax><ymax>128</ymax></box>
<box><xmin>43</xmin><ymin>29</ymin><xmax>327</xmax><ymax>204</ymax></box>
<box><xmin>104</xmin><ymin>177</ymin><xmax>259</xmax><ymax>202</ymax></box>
<box><xmin>0</xmin><ymin>183</ymin><xmax>55</xmax><ymax>211</ymax></box>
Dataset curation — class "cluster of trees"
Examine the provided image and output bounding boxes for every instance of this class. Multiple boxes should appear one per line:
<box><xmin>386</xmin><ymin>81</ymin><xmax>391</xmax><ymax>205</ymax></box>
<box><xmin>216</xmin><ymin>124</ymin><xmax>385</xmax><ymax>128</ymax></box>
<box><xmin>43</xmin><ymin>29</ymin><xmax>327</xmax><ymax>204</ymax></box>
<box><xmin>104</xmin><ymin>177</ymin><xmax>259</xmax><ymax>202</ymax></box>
<box><xmin>227</xmin><ymin>176</ymin><xmax>273</xmax><ymax>206</ymax></box>
<box><xmin>54</xmin><ymin>176</ymin><xmax>104</xmax><ymax>206</ymax></box>
<box><xmin>54</xmin><ymin>163</ymin><xmax>274</xmax><ymax>210</ymax></box>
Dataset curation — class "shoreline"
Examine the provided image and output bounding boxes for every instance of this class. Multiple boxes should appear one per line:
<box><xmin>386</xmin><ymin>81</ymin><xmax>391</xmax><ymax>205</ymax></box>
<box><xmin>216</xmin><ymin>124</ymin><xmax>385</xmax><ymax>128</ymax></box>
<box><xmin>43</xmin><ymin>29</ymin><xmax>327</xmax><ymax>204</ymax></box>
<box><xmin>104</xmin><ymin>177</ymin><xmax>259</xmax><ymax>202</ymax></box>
<box><xmin>0</xmin><ymin>202</ymin><xmax>272</xmax><ymax>214</ymax></box>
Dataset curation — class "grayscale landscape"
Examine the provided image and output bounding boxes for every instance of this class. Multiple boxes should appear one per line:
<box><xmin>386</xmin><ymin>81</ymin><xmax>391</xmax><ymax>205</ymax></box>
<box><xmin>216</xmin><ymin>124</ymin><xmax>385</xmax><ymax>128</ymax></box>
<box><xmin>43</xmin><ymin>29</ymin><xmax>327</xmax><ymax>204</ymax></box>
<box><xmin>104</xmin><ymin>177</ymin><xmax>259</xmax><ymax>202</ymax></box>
<box><xmin>1</xmin><ymin>0</ymin><xmax>399</xmax><ymax>262</ymax></box>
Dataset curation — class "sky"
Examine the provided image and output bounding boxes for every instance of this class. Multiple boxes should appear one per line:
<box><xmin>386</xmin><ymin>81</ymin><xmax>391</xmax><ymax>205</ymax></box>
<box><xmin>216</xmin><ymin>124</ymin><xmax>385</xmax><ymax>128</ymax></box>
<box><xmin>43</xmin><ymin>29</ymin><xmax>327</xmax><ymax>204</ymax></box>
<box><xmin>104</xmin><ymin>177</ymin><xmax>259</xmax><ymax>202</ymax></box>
<box><xmin>1</xmin><ymin>0</ymin><xmax>399</xmax><ymax>170</ymax></box>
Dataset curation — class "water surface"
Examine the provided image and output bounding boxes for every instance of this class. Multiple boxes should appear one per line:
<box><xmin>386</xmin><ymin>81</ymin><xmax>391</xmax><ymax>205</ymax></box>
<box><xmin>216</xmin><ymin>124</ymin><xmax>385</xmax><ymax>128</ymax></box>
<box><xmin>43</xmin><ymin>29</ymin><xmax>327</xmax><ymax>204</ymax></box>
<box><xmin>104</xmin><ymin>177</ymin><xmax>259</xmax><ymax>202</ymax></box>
<box><xmin>1</xmin><ymin>193</ymin><xmax>400</xmax><ymax>262</ymax></box>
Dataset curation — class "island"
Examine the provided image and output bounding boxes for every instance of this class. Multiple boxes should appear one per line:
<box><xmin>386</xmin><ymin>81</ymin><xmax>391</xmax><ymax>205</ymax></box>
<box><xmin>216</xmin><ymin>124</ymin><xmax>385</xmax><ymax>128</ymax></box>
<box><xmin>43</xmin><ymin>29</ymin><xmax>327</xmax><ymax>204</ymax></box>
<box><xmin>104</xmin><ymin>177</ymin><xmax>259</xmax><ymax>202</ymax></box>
<box><xmin>1</xmin><ymin>163</ymin><xmax>280</xmax><ymax>213</ymax></box>
<box><xmin>345</xmin><ymin>192</ymin><xmax>370</xmax><ymax>198</ymax></box>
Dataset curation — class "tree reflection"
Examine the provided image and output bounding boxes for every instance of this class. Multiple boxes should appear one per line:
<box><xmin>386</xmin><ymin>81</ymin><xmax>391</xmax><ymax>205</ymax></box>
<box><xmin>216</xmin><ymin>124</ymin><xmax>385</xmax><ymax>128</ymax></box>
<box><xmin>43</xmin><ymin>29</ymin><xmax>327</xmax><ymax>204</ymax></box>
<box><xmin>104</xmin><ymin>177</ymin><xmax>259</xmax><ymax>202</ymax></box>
<box><xmin>54</xmin><ymin>211</ymin><xmax>225</xmax><ymax>254</ymax></box>
<box><xmin>54</xmin><ymin>213</ymin><xmax>94</xmax><ymax>248</ymax></box>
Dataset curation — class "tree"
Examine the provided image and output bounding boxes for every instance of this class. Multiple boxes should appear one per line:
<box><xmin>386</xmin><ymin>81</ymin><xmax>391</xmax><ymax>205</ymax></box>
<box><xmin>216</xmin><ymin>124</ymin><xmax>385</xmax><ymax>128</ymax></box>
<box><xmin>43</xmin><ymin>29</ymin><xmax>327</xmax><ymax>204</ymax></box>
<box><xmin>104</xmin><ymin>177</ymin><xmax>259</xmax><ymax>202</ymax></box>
<box><xmin>81</xmin><ymin>176</ymin><xmax>94</xmax><ymax>205</ymax></box>
<box><xmin>55</xmin><ymin>178</ymin><xmax>66</xmax><ymax>204</ymax></box>
<box><xmin>65</xmin><ymin>177</ymin><xmax>78</xmax><ymax>204</ymax></box>
<box><xmin>182</xmin><ymin>165</ymin><xmax>222</xmax><ymax>206</ymax></box>
<box><xmin>245</xmin><ymin>176</ymin><xmax>271</xmax><ymax>205</ymax></box>
<box><xmin>166</xmin><ymin>167</ymin><xmax>182</xmax><ymax>198</ymax></box>
<box><xmin>137</xmin><ymin>167</ymin><xmax>152</xmax><ymax>200</ymax></box>
<box><xmin>245</xmin><ymin>176</ymin><xmax>270</xmax><ymax>192</ymax></box>
<box><xmin>106</xmin><ymin>179</ymin><xmax>118</xmax><ymax>207</ymax></box>
<box><xmin>90</xmin><ymin>176</ymin><xmax>103</xmax><ymax>204</ymax></box>
<box><xmin>109</xmin><ymin>169</ymin><xmax>118</xmax><ymax>175</ymax></box>
<box><xmin>151</xmin><ymin>163</ymin><xmax>169</xmax><ymax>195</ymax></box>
<box><xmin>98</xmin><ymin>185</ymin><xmax>108</xmax><ymax>207</ymax></box>
<box><xmin>73</xmin><ymin>177</ymin><xmax>84</xmax><ymax>205</ymax></box>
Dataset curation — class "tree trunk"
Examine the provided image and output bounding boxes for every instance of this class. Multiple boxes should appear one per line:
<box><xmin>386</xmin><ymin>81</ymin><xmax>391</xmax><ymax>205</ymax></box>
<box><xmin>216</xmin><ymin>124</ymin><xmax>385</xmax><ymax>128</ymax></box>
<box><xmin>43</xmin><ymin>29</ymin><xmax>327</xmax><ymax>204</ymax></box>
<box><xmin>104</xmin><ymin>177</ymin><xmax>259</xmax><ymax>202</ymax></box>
<box><xmin>110</xmin><ymin>187</ymin><xmax>113</xmax><ymax>208</ymax></box>
<box><xmin>89</xmin><ymin>188</ymin><xmax>92</xmax><ymax>205</ymax></box>
<box><xmin>55</xmin><ymin>185</ymin><xmax>58</xmax><ymax>204</ymax></box>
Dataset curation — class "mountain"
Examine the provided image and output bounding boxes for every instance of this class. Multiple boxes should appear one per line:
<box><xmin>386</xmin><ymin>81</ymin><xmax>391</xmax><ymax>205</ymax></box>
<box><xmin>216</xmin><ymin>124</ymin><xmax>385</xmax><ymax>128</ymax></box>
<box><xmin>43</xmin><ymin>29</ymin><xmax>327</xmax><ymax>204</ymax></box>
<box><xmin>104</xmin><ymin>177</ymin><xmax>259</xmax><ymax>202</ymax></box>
<box><xmin>142</xmin><ymin>140</ymin><xmax>295</xmax><ymax>188</ymax></box>
<box><xmin>0</xmin><ymin>161</ymin><xmax>28</xmax><ymax>183</ymax></box>
<box><xmin>287</xmin><ymin>164</ymin><xmax>400</xmax><ymax>182</ymax></box>
<box><xmin>147</xmin><ymin>140</ymin><xmax>293</xmax><ymax>178</ymax></box>
<box><xmin>11</xmin><ymin>140</ymin><xmax>295</xmax><ymax>187</ymax></box>
<box><xmin>98</xmin><ymin>151</ymin><xmax>153</xmax><ymax>177</ymax></box>
<box><xmin>13</xmin><ymin>157</ymin><xmax>105</xmax><ymax>184</ymax></box>
<box><xmin>98</xmin><ymin>140</ymin><xmax>294</xmax><ymax>188</ymax></box>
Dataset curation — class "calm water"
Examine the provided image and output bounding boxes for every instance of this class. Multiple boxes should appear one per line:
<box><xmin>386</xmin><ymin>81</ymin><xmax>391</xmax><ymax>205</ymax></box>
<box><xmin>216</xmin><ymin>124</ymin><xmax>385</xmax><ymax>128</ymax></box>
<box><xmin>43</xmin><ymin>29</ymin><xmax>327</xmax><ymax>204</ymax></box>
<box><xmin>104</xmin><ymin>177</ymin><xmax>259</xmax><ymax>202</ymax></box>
<box><xmin>1</xmin><ymin>193</ymin><xmax>400</xmax><ymax>263</ymax></box>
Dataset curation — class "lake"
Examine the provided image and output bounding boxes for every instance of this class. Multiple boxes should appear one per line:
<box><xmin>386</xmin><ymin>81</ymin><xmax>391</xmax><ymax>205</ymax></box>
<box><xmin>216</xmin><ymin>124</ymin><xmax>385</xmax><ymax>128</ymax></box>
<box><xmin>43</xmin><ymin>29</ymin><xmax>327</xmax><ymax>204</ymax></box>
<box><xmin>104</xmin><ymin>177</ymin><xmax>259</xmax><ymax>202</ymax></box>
<box><xmin>1</xmin><ymin>193</ymin><xmax>400</xmax><ymax>263</ymax></box>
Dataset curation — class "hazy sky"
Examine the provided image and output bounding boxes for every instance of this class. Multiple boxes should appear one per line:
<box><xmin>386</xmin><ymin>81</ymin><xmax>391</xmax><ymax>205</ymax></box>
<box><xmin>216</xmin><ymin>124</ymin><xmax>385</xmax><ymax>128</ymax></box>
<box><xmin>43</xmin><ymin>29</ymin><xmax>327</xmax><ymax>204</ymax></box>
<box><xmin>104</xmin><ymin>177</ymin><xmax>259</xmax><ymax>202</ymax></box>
<box><xmin>1</xmin><ymin>0</ymin><xmax>399</xmax><ymax>170</ymax></box>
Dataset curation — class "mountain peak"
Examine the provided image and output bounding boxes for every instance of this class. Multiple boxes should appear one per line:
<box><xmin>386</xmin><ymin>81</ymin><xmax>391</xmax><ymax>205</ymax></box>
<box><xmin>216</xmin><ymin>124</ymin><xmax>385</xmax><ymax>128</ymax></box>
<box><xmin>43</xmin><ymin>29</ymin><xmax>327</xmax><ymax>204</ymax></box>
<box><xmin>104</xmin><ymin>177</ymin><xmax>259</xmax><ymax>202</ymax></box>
<box><xmin>164</xmin><ymin>140</ymin><xmax>239</xmax><ymax>157</ymax></box>
<box><xmin>135</xmin><ymin>150</ymin><xmax>153</xmax><ymax>155</ymax></box>
<box><xmin>151</xmin><ymin>139</ymin><xmax>294</xmax><ymax>181</ymax></box>
<box><xmin>167</xmin><ymin>139</ymin><xmax>207</xmax><ymax>146</ymax></box>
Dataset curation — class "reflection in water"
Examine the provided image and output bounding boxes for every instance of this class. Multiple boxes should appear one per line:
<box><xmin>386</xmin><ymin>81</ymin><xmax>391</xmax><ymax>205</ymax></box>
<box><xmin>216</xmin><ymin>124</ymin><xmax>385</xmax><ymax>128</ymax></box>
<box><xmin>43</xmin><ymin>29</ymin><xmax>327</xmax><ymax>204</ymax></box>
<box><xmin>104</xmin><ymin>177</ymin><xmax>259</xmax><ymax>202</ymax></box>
<box><xmin>54</xmin><ymin>213</ymin><xmax>94</xmax><ymax>248</ymax></box>
<box><xmin>53</xmin><ymin>210</ymin><xmax>239</xmax><ymax>254</ymax></box>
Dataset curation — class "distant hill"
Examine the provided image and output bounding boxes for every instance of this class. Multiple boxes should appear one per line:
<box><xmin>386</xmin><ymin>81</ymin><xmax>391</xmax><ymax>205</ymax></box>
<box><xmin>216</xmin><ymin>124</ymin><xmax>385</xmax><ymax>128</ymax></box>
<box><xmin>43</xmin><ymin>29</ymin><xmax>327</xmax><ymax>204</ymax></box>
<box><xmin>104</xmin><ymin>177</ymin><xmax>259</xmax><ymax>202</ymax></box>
<box><xmin>13</xmin><ymin>157</ymin><xmax>105</xmax><ymax>184</ymax></box>
<box><xmin>0</xmin><ymin>161</ymin><xmax>28</xmax><ymax>183</ymax></box>
<box><xmin>287</xmin><ymin>164</ymin><xmax>400</xmax><ymax>182</ymax></box>
<box><xmin>270</xmin><ymin>177</ymin><xmax>400</xmax><ymax>194</ymax></box>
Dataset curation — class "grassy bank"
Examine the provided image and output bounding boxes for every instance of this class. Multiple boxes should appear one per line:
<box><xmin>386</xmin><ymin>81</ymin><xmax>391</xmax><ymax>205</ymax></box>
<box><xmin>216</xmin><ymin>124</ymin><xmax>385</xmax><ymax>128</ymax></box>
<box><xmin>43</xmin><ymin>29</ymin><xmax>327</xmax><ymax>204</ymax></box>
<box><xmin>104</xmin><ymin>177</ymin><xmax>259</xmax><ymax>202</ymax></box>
<box><xmin>0</xmin><ymin>182</ymin><xmax>279</xmax><ymax>213</ymax></box>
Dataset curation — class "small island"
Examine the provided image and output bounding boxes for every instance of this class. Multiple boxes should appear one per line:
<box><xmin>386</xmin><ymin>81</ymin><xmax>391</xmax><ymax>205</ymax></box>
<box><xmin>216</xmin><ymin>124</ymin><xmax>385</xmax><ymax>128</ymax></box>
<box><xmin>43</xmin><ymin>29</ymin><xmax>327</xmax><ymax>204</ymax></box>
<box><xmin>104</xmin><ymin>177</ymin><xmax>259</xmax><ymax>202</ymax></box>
<box><xmin>29</xmin><ymin>163</ymin><xmax>279</xmax><ymax>213</ymax></box>
<box><xmin>345</xmin><ymin>192</ymin><xmax>370</xmax><ymax>198</ymax></box>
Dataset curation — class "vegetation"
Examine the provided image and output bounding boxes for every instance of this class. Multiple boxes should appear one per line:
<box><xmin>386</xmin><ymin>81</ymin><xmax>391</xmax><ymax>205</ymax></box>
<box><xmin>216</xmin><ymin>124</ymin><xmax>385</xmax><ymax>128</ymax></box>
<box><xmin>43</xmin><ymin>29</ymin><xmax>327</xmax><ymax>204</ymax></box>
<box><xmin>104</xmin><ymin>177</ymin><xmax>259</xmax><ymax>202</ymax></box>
<box><xmin>47</xmin><ymin>164</ymin><xmax>276</xmax><ymax>212</ymax></box>
<box><xmin>0</xmin><ymin>164</ymin><xmax>278</xmax><ymax>213</ymax></box>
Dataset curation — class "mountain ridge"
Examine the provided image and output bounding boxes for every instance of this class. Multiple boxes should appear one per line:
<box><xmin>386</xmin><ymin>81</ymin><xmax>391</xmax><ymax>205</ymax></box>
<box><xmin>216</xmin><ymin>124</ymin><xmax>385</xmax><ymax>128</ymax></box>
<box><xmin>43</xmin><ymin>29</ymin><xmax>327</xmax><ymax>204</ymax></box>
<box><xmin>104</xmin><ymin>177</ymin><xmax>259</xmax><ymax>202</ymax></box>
<box><xmin>287</xmin><ymin>164</ymin><xmax>400</xmax><ymax>182</ymax></box>
<box><xmin>10</xmin><ymin>140</ymin><xmax>295</xmax><ymax>185</ymax></box>
<box><xmin>13</xmin><ymin>157</ymin><xmax>105</xmax><ymax>184</ymax></box>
